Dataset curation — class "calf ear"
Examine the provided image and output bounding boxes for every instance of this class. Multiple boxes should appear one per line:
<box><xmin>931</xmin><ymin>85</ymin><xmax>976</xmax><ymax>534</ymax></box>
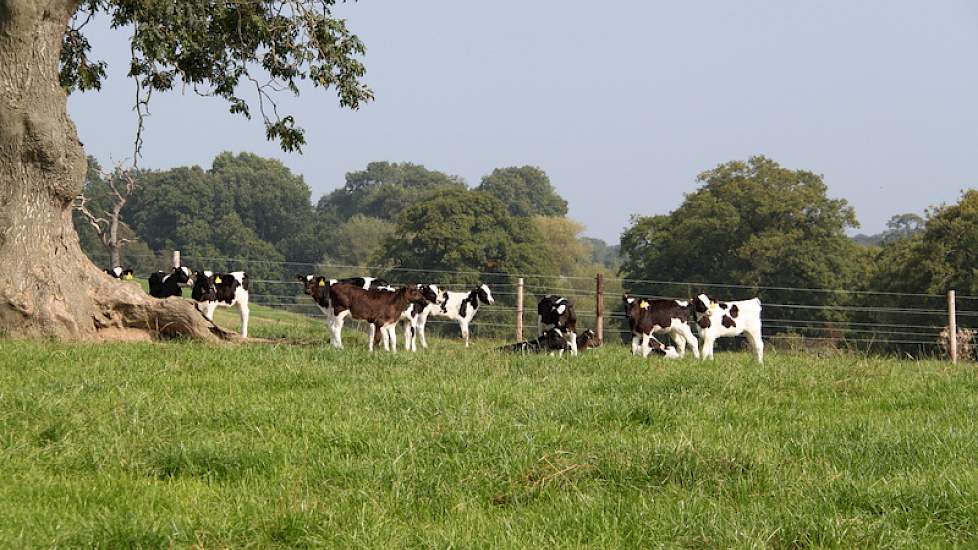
<box><xmin>295</xmin><ymin>274</ymin><xmax>306</xmax><ymax>282</ymax></box>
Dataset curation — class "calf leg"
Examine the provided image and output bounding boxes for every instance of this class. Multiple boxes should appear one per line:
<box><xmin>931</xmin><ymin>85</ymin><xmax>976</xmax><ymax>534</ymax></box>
<box><xmin>746</xmin><ymin>329</ymin><xmax>764</xmax><ymax>363</ymax></box>
<box><xmin>701</xmin><ymin>334</ymin><xmax>716</xmax><ymax>360</ymax></box>
<box><xmin>330</xmin><ymin>310</ymin><xmax>349</xmax><ymax>348</ymax></box>
<box><xmin>386</xmin><ymin>324</ymin><xmax>397</xmax><ymax>354</ymax></box>
<box><xmin>567</xmin><ymin>331</ymin><xmax>578</xmax><ymax>357</ymax></box>
<box><xmin>460</xmin><ymin>320</ymin><xmax>471</xmax><ymax>347</ymax></box>
<box><xmin>203</xmin><ymin>302</ymin><xmax>218</xmax><ymax>322</ymax></box>
<box><xmin>679</xmin><ymin>325</ymin><xmax>700</xmax><ymax>359</ymax></box>
<box><xmin>631</xmin><ymin>335</ymin><xmax>641</xmax><ymax>356</ymax></box>
<box><xmin>239</xmin><ymin>303</ymin><xmax>250</xmax><ymax>339</ymax></box>
<box><xmin>640</xmin><ymin>333</ymin><xmax>651</xmax><ymax>358</ymax></box>
<box><xmin>403</xmin><ymin>320</ymin><xmax>415</xmax><ymax>352</ymax></box>
<box><xmin>670</xmin><ymin>332</ymin><xmax>687</xmax><ymax>358</ymax></box>
<box><xmin>417</xmin><ymin>313</ymin><xmax>430</xmax><ymax>349</ymax></box>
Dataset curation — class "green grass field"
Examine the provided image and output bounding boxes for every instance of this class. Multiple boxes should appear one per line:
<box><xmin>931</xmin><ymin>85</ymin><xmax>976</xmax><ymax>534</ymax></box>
<box><xmin>2</xmin><ymin>299</ymin><xmax>978</xmax><ymax>548</ymax></box>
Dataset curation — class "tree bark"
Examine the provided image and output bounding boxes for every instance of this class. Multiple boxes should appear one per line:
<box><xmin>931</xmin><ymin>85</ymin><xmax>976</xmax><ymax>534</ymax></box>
<box><xmin>0</xmin><ymin>0</ymin><xmax>233</xmax><ymax>341</ymax></box>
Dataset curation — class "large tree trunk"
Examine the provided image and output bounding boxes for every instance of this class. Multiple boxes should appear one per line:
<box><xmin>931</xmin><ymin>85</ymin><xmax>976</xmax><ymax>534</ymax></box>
<box><xmin>0</xmin><ymin>0</ymin><xmax>232</xmax><ymax>341</ymax></box>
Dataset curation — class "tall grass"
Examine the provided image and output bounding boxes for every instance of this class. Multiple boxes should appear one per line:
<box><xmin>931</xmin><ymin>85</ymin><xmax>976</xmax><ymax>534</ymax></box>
<box><xmin>1</xmin><ymin>306</ymin><xmax>977</xmax><ymax>547</ymax></box>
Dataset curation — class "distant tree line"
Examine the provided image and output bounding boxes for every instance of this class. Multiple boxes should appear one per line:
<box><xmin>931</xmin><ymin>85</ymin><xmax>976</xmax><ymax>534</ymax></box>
<box><xmin>74</xmin><ymin>153</ymin><xmax>619</xmax><ymax>289</ymax></box>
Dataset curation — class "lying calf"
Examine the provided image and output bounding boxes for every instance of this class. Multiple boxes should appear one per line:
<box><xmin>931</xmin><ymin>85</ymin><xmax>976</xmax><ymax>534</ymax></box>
<box><xmin>500</xmin><ymin>328</ymin><xmax>601</xmax><ymax>356</ymax></box>
<box><xmin>646</xmin><ymin>334</ymin><xmax>681</xmax><ymax>359</ymax></box>
<box><xmin>105</xmin><ymin>266</ymin><xmax>135</xmax><ymax>280</ymax></box>
<box><xmin>500</xmin><ymin>328</ymin><xmax>572</xmax><ymax>355</ymax></box>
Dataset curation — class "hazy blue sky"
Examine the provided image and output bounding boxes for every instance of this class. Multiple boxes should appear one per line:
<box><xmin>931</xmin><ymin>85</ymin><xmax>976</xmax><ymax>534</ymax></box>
<box><xmin>68</xmin><ymin>1</ymin><xmax>978</xmax><ymax>242</ymax></box>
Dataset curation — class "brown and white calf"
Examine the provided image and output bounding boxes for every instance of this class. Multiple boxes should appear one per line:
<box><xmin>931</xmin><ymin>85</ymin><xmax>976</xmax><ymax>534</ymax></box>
<box><xmin>327</xmin><ymin>283</ymin><xmax>425</xmax><ymax>352</ymax></box>
<box><xmin>622</xmin><ymin>295</ymin><xmax>699</xmax><ymax>358</ymax></box>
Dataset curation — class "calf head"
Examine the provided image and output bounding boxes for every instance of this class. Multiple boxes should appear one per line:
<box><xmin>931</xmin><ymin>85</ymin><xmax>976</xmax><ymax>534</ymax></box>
<box><xmin>172</xmin><ymin>266</ymin><xmax>192</xmax><ymax>284</ymax></box>
<box><xmin>418</xmin><ymin>284</ymin><xmax>440</xmax><ymax>303</ymax></box>
<box><xmin>476</xmin><ymin>283</ymin><xmax>494</xmax><ymax>305</ymax></box>
<box><xmin>578</xmin><ymin>328</ymin><xmax>601</xmax><ymax>351</ymax></box>
<box><xmin>191</xmin><ymin>271</ymin><xmax>217</xmax><ymax>301</ymax></box>
<box><xmin>622</xmin><ymin>294</ymin><xmax>650</xmax><ymax>321</ymax></box>
<box><xmin>693</xmin><ymin>293</ymin><xmax>718</xmax><ymax>318</ymax></box>
<box><xmin>297</xmin><ymin>274</ymin><xmax>335</xmax><ymax>297</ymax></box>
<box><xmin>403</xmin><ymin>285</ymin><xmax>425</xmax><ymax>303</ymax></box>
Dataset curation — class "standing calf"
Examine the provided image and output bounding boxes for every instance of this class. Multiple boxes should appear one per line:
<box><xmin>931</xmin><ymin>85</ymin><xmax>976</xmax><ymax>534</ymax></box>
<box><xmin>191</xmin><ymin>271</ymin><xmax>250</xmax><ymax>338</ymax></box>
<box><xmin>327</xmin><ymin>283</ymin><xmax>425</xmax><ymax>352</ymax></box>
<box><xmin>692</xmin><ymin>294</ymin><xmax>764</xmax><ymax>362</ymax></box>
<box><xmin>415</xmin><ymin>284</ymin><xmax>494</xmax><ymax>348</ymax></box>
<box><xmin>622</xmin><ymin>295</ymin><xmax>699</xmax><ymax>358</ymax></box>
<box><xmin>537</xmin><ymin>295</ymin><xmax>579</xmax><ymax>355</ymax></box>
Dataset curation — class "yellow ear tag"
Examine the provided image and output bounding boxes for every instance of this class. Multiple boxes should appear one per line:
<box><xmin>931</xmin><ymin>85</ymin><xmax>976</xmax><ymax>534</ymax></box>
<box><xmin>214</xmin><ymin>276</ymin><xmax>222</xmax><ymax>284</ymax></box>
<box><xmin>639</xmin><ymin>300</ymin><xmax>649</xmax><ymax>309</ymax></box>
<box><xmin>125</xmin><ymin>274</ymin><xmax>133</xmax><ymax>280</ymax></box>
<box><xmin>318</xmin><ymin>279</ymin><xmax>326</xmax><ymax>287</ymax></box>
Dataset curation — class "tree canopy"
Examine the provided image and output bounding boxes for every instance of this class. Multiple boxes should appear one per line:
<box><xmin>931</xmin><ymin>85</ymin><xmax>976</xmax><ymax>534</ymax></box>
<box><xmin>315</xmin><ymin>161</ymin><xmax>466</xmax><ymax>223</ymax></box>
<box><xmin>476</xmin><ymin>166</ymin><xmax>568</xmax><ymax>217</ymax></box>
<box><xmin>379</xmin><ymin>189</ymin><xmax>557</xmax><ymax>285</ymax></box>
<box><xmin>61</xmin><ymin>0</ymin><xmax>373</xmax><ymax>153</ymax></box>
<box><xmin>870</xmin><ymin>191</ymin><xmax>978</xmax><ymax>295</ymax></box>
<box><xmin>619</xmin><ymin>156</ymin><xmax>864</xmax><ymax>311</ymax></box>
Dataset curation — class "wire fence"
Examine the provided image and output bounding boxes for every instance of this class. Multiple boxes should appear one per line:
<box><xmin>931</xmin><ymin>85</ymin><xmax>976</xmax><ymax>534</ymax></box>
<box><xmin>87</xmin><ymin>250</ymin><xmax>978</xmax><ymax>360</ymax></box>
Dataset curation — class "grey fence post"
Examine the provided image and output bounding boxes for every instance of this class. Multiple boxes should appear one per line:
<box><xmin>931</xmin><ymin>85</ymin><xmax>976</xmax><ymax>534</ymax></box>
<box><xmin>949</xmin><ymin>289</ymin><xmax>958</xmax><ymax>363</ymax></box>
<box><xmin>516</xmin><ymin>277</ymin><xmax>524</xmax><ymax>342</ymax></box>
<box><xmin>596</xmin><ymin>273</ymin><xmax>604</xmax><ymax>344</ymax></box>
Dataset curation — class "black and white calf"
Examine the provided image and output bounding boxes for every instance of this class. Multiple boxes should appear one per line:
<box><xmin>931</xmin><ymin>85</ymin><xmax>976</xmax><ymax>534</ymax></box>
<box><xmin>105</xmin><ymin>267</ymin><xmax>135</xmax><ymax>280</ymax></box>
<box><xmin>692</xmin><ymin>294</ymin><xmax>764</xmax><ymax>363</ymax></box>
<box><xmin>499</xmin><ymin>327</ymin><xmax>572</xmax><ymax>355</ymax></box>
<box><xmin>501</xmin><ymin>328</ymin><xmax>602</xmax><ymax>356</ymax></box>
<box><xmin>192</xmin><ymin>271</ymin><xmax>250</xmax><ymax>338</ymax></box>
<box><xmin>622</xmin><ymin>295</ymin><xmax>699</xmax><ymax>358</ymax></box>
<box><xmin>415</xmin><ymin>284</ymin><xmax>494</xmax><ymax>348</ymax></box>
<box><xmin>148</xmin><ymin>266</ymin><xmax>192</xmax><ymax>298</ymax></box>
<box><xmin>537</xmin><ymin>295</ymin><xmax>579</xmax><ymax>355</ymax></box>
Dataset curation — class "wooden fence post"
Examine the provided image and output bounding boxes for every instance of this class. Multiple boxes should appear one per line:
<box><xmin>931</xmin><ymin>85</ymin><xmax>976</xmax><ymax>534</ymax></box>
<box><xmin>172</xmin><ymin>250</ymin><xmax>181</xmax><ymax>268</ymax></box>
<box><xmin>516</xmin><ymin>277</ymin><xmax>524</xmax><ymax>342</ymax></box>
<box><xmin>949</xmin><ymin>289</ymin><xmax>958</xmax><ymax>364</ymax></box>
<box><xmin>596</xmin><ymin>273</ymin><xmax>604</xmax><ymax>344</ymax></box>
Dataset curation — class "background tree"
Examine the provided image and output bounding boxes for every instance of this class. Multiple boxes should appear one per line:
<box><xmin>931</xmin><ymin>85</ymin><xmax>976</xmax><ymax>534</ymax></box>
<box><xmin>619</xmin><ymin>156</ymin><xmax>863</xmax><ymax>321</ymax></box>
<box><xmin>476</xmin><ymin>166</ymin><xmax>568</xmax><ymax>217</ymax></box>
<box><xmin>581</xmin><ymin>237</ymin><xmax>621</xmax><ymax>271</ymax></box>
<box><xmin>0</xmin><ymin>0</ymin><xmax>372</xmax><ymax>340</ymax></box>
<box><xmin>72</xmin><ymin>161</ymin><xmax>139</xmax><ymax>268</ymax></box>
<box><xmin>531</xmin><ymin>216</ymin><xmax>590</xmax><ymax>277</ymax></box>
<box><xmin>325</xmin><ymin>215</ymin><xmax>396</xmax><ymax>268</ymax></box>
<box><xmin>210</xmin><ymin>152</ymin><xmax>314</xmax><ymax>251</ymax></box>
<box><xmin>316</xmin><ymin>161</ymin><xmax>466</xmax><ymax>223</ymax></box>
<box><xmin>379</xmin><ymin>190</ymin><xmax>557</xmax><ymax>287</ymax></box>
<box><xmin>871</xmin><ymin>192</ymin><xmax>978</xmax><ymax>296</ymax></box>
<box><xmin>853</xmin><ymin>212</ymin><xmax>926</xmax><ymax>247</ymax></box>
